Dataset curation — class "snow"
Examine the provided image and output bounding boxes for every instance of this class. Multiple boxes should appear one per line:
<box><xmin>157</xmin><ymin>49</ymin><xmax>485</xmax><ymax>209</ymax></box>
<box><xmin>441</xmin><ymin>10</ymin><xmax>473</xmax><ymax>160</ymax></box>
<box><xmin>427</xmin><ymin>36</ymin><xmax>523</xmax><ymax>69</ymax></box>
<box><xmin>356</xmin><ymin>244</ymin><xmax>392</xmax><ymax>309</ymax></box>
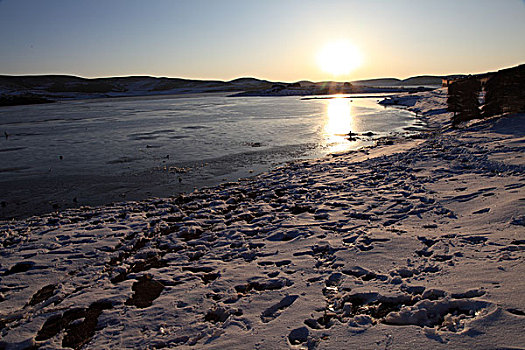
<box><xmin>0</xmin><ymin>89</ymin><xmax>524</xmax><ymax>349</ymax></box>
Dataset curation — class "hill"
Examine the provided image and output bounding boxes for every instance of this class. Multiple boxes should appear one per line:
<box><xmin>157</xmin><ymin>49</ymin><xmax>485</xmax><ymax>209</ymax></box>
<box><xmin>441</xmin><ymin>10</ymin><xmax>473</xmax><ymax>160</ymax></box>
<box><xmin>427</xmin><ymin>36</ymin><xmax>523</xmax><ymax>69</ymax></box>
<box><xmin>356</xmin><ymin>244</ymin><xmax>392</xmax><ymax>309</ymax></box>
<box><xmin>351</xmin><ymin>78</ymin><xmax>401</xmax><ymax>86</ymax></box>
<box><xmin>0</xmin><ymin>73</ymin><xmax>449</xmax><ymax>106</ymax></box>
<box><xmin>352</xmin><ymin>76</ymin><xmax>446</xmax><ymax>87</ymax></box>
<box><xmin>0</xmin><ymin>75</ymin><xmax>274</xmax><ymax>106</ymax></box>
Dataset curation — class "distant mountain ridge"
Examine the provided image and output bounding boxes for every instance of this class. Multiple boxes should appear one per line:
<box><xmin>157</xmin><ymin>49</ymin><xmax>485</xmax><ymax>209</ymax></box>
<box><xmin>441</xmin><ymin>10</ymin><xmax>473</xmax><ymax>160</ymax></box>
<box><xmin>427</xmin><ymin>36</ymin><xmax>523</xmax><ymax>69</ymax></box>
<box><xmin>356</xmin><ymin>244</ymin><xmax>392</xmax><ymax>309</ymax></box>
<box><xmin>0</xmin><ymin>75</ymin><xmax>273</xmax><ymax>95</ymax></box>
<box><xmin>351</xmin><ymin>75</ymin><xmax>456</xmax><ymax>87</ymax></box>
<box><xmin>0</xmin><ymin>75</ymin><xmax>278</xmax><ymax>105</ymax></box>
<box><xmin>0</xmin><ymin>73</ymin><xmax>446</xmax><ymax>106</ymax></box>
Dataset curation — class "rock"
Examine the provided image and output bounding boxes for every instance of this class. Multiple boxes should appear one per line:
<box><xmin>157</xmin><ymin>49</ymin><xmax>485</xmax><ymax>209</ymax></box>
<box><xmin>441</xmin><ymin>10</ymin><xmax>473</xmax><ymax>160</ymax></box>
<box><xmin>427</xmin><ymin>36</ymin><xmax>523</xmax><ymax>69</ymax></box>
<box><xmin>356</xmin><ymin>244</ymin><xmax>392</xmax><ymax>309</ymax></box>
<box><xmin>4</xmin><ymin>261</ymin><xmax>35</xmax><ymax>275</ymax></box>
<box><xmin>125</xmin><ymin>275</ymin><xmax>164</xmax><ymax>308</ymax></box>
<box><xmin>326</xmin><ymin>272</ymin><xmax>344</xmax><ymax>286</ymax></box>
<box><xmin>28</xmin><ymin>284</ymin><xmax>56</xmax><ymax>306</ymax></box>
<box><xmin>288</xmin><ymin>326</ymin><xmax>309</xmax><ymax>345</ymax></box>
<box><xmin>205</xmin><ymin>307</ymin><xmax>231</xmax><ymax>323</ymax></box>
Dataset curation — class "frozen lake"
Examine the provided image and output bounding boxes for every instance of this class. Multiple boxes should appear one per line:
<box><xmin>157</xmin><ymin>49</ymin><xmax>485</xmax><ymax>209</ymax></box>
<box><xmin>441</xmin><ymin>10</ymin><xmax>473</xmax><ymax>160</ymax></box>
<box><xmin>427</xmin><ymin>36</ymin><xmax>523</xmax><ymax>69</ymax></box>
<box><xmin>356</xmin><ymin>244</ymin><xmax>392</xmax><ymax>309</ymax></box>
<box><xmin>0</xmin><ymin>93</ymin><xmax>425</xmax><ymax>218</ymax></box>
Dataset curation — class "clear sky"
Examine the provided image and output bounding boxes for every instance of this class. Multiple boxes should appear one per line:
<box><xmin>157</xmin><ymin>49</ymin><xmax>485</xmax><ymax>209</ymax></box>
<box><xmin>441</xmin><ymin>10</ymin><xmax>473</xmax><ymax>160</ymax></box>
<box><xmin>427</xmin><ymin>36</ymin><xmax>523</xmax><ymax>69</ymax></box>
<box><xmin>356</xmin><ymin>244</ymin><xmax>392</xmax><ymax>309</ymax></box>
<box><xmin>0</xmin><ymin>0</ymin><xmax>524</xmax><ymax>82</ymax></box>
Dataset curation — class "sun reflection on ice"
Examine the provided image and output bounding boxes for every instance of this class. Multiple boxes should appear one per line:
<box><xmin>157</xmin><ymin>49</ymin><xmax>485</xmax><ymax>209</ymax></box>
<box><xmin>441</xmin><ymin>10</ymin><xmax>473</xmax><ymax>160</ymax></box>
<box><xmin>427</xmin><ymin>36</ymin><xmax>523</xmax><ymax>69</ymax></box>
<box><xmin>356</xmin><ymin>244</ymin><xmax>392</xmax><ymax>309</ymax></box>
<box><xmin>324</xmin><ymin>97</ymin><xmax>354</xmax><ymax>153</ymax></box>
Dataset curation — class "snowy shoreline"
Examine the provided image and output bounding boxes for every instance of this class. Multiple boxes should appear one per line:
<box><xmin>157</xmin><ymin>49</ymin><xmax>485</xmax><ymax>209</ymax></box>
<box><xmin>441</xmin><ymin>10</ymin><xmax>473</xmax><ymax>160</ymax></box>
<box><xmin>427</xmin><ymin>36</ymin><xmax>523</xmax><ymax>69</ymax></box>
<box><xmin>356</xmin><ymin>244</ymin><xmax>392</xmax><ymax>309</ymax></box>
<box><xmin>1</xmin><ymin>88</ymin><xmax>524</xmax><ymax>349</ymax></box>
<box><xmin>0</xmin><ymin>94</ymin><xmax>424</xmax><ymax>221</ymax></box>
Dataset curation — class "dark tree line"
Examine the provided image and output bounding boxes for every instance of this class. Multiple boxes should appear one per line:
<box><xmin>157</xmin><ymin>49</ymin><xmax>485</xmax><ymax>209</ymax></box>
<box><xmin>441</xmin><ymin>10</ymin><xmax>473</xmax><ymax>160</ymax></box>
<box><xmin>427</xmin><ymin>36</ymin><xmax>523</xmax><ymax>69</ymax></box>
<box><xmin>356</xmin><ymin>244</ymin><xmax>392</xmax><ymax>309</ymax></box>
<box><xmin>447</xmin><ymin>64</ymin><xmax>525</xmax><ymax>127</ymax></box>
<box><xmin>447</xmin><ymin>76</ymin><xmax>481</xmax><ymax>127</ymax></box>
<box><xmin>482</xmin><ymin>64</ymin><xmax>525</xmax><ymax>118</ymax></box>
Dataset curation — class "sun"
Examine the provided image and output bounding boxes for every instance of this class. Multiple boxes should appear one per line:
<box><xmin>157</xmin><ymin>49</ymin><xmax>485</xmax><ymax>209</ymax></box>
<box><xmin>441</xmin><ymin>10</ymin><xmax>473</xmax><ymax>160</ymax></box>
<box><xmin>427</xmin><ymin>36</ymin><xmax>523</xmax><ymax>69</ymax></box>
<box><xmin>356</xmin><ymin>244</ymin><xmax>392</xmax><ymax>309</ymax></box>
<box><xmin>317</xmin><ymin>40</ymin><xmax>363</xmax><ymax>77</ymax></box>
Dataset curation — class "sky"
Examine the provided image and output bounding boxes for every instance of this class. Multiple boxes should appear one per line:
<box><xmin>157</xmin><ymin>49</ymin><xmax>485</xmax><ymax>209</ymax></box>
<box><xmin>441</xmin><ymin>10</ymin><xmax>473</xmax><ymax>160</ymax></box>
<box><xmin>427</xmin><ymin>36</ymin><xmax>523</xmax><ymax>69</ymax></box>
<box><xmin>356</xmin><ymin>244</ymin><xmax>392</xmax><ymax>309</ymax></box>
<box><xmin>0</xmin><ymin>0</ymin><xmax>524</xmax><ymax>82</ymax></box>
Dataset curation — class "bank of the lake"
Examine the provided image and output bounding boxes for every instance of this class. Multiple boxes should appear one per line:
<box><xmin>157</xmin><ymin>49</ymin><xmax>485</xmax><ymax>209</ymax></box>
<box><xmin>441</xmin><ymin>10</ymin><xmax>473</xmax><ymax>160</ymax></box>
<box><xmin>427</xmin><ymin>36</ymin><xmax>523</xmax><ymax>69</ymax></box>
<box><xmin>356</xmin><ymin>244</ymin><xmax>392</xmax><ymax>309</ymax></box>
<box><xmin>0</xmin><ymin>88</ymin><xmax>523</xmax><ymax>349</ymax></box>
<box><xmin>0</xmin><ymin>93</ymin><xmax>424</xmax><ymax>220</ymax></box>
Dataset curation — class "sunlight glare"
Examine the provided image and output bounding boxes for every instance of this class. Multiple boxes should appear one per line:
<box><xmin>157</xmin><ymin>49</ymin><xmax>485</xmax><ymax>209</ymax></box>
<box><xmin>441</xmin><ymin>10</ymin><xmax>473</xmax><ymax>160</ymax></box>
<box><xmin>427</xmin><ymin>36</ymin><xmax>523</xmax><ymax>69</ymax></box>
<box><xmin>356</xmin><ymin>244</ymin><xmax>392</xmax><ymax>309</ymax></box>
<box><xmin>326</xmin><ymin>97</ymin><xmax>352</xmax><ymax>135</ymax></box>
<box><xmin>317</xmin><ymin>40</ymin><xmax>362</xmax><ymax>76</ymax></box>
<box><xmin>324</xmin><ymin>97</ymin><xmax>354</xmax><ymax>153</ymax></box>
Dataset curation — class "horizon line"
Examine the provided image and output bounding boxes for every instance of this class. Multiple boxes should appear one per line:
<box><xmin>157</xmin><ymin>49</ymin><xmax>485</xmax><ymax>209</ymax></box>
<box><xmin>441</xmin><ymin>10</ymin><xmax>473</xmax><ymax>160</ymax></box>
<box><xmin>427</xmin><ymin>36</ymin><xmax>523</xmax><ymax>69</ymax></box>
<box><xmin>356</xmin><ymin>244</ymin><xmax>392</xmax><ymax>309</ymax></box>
<box><xmin>1</xmin><ymin>62</ymin><xmax>523</xmax><ymax>84</ymax></box>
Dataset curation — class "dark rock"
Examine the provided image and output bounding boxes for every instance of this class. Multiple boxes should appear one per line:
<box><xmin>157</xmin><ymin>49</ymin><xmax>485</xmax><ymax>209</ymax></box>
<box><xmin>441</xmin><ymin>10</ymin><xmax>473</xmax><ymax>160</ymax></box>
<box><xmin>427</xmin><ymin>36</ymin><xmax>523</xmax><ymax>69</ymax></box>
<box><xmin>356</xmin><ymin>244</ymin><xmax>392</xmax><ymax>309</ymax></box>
<box><xmin>205</xmin><ymin>307</ymin><xmax>231</xmax><ymax>323</ymax></box>
<box><xmin>125</xmin><ymin>275</ymin><xmax>164</xmax><ymax>308</ymax></box>
<box><xmin>422</xmin><ymin>289</ymin><xmax>446</xmax><ymax>300</ymax></box>
<box><xmin>4</xmin><ymin>261</ymin><xmax>35</xmax><ymax>275</ymax></box>
<box><xmin>326</xmin><ymin>273</ymin><xmax>344</xmax><ymax>286</ymax></box>
<box><xmin>288</xmin><ymin>326</ymin><xmax>309</xmax><ymax>345</ymax></box>
<box><xmin>275</xmin><ymin>260</ymin><xmax>291</xmax><ymax>267</ymax></box>
<box><xmin>36</xmin><ymin>301</ymin><xmax>112</xmax><ymax>346</ymax></box>
<box><xmin>62</xmin><ymin>301</ymin><xmax>112</xmax><ymax>349</ymax></box>
<box><xmin>415</xmin><ymin>249</ymin><xmax>433</xmax><ymax>257</ymax></box>
<box><xmin>28</xmin><ymin>284</ymin><xmax>56</xmax><ymax>306</ymax></box>
<box><xmin>200</xmin><ymin>272</ymin><xmax>220</xmax><ymax>284</ymax></box>
<box><xmin>417</xmin><ymin>236</ymin><xmax>438</xmax><ymax>247</ymax></box>
<box><xmin>36</xmin><ymin>313</ymin><xmax>65</xmax><ymax>341</ymax></box>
